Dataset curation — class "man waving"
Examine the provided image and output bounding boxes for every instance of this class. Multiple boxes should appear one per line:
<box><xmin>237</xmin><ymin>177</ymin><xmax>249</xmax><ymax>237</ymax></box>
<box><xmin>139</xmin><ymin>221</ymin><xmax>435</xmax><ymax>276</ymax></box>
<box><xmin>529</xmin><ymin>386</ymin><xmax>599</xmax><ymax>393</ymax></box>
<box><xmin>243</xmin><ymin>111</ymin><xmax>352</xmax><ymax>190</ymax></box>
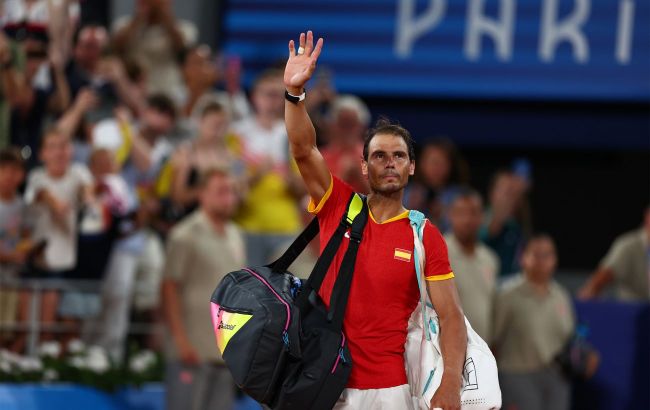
<box><xmin>284</xmin><ymin>31</ymin><xmax>467</xmax><ymax>410</ymax></box>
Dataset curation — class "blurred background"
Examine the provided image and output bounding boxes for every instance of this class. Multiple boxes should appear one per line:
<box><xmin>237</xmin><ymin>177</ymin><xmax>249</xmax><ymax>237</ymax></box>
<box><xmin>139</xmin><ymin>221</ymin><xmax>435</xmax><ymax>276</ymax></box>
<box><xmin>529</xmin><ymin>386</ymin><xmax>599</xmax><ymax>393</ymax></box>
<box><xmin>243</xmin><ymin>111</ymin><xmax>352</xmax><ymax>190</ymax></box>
<box><xmin>0</xmin><ymin>0</ymin><xmax>648</xmax><ymax>409</ymax></box>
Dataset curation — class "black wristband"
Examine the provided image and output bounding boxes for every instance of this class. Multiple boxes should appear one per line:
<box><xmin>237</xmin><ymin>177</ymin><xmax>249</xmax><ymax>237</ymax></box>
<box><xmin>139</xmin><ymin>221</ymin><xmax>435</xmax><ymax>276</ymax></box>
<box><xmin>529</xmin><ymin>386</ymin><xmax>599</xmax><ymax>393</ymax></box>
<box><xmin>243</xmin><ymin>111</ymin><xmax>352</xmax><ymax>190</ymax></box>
<box><xmin>285</xmin><ymin>89</ymin><xmax>306</xmax><ymax>105</ymax></box>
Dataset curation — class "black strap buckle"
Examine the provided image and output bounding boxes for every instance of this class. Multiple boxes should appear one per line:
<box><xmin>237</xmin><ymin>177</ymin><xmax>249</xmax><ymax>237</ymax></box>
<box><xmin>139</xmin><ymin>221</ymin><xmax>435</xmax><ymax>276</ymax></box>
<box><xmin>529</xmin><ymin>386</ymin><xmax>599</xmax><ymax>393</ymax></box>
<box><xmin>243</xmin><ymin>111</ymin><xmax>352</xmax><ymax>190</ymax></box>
<box><xmin>349</xmin><ymin>230</ymin><xmax>362</xmax><ymax>244</ymax></box>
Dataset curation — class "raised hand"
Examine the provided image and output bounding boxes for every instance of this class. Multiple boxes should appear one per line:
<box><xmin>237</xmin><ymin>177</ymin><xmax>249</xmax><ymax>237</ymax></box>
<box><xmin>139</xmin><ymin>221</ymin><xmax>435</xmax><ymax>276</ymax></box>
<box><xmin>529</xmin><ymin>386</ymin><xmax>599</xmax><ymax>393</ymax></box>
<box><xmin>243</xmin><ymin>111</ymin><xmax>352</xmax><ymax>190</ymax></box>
<box><xmin>73</xmin><ymin>88</ymin><xmax>99</xmax><ymax>113</ymax></box>
<box><xmin>284</xmin><ymin>31</ymin><xmax>324</xmax><ymax>95</ymax></box>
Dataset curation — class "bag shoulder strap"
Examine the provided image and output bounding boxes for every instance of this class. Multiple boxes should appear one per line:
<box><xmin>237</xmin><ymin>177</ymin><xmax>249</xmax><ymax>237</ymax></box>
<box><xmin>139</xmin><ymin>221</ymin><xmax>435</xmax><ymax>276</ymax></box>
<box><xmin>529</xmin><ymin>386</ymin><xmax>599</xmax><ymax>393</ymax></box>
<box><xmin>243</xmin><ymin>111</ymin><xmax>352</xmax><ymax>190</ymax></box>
<box><xmin>408</xmin><ymin>210</ymin><xmax>434</xmax><ymax>341</ymax></box>
<box><xmin>292</xmin><ymin>193</ymin><xmax>367</xmax><ymax>314</ymax></box>
<box><xmin>326</xmin><ymin>195</ymin><xmax>368</xmax><ymax>330</ymax></box>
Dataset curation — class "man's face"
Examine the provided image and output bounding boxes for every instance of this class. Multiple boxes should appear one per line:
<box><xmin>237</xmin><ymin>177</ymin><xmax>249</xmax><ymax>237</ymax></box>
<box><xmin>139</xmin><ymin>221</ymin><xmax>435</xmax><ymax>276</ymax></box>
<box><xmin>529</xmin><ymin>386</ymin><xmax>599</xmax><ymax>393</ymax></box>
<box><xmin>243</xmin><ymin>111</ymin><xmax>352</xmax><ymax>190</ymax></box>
<box><xmin>449</xmin><ymin>196</ymin><xmax>483</xmax><ymax>243</ymax></box>
<box><xmin>362</xmin><ymin>134</ymin><xmax>414</xmax><ymax>195</ymax></box>
<box><xmin>252</xmin><ymin>78</ymin><xmax>285</xmax><ymax>118</ymax></box>
<box><xmin>23</xmin><ymin>39</ymin><xmax>47</xmax><ymax>80</ymax></box>
<box><xmin>420</xmin><ymin>146</ymin><xmax>451</xmax><ymax>189</ymax></box>
<box><xmin>200</xmin><ymin>174</ymin><xmax>237</xmax><ymax>219</ymax></box>
<box><xmin>522</xmin><ymin>238</ymin><xmax>557</xmax><ymax>283</ymax></box>
<box><xmin>90</xmin><ymin>150</ymin><xmax>116</xmax><ymax>179</ymax></box>
<box><xmin>182</xmin><ymin>46</ymin><xmax>218</xmax><ymax>88</ymax></box>
<box><xmin>74</xmin><ymin>27</ymin><xmax>108</xmax><ymax>69</ymax></box>
<box><xmin>199</xmin><ymin>111</ymin><xmax>229</xmax><ymax>142</ymax></box>
<box><xmin>41</xmin><ymin>133</ymin><xmax>73</xmax><ymax>176</ymax></box>
<box><xmin>142</xmin><ymin>108</ymin><xmax>174</xmax><ymax>136</ymax></box>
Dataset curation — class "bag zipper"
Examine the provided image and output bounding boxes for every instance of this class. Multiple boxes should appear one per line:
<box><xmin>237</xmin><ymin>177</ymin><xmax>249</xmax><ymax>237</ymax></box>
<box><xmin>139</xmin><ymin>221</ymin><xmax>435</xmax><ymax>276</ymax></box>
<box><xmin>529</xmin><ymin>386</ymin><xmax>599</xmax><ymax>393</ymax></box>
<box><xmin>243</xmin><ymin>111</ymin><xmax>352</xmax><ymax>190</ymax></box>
<box><xmin>243</xmin><ymin>268</ymin><xmax>291</xmax><ymax>345</ymax></box>
<box><xmin>331</xmin><ymin>332</ymin><xmax>346</xmax><ymax>373</ymax></box>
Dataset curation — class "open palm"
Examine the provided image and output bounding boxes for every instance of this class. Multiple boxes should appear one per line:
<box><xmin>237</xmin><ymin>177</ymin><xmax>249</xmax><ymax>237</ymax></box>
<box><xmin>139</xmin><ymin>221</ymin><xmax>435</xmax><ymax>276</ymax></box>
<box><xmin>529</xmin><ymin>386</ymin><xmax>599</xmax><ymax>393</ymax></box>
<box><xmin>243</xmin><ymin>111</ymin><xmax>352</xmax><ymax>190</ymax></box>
<box><xmin>284</xmin><ymin>31</ymin><xmax>324</xmax><ymax>91</ymax></box>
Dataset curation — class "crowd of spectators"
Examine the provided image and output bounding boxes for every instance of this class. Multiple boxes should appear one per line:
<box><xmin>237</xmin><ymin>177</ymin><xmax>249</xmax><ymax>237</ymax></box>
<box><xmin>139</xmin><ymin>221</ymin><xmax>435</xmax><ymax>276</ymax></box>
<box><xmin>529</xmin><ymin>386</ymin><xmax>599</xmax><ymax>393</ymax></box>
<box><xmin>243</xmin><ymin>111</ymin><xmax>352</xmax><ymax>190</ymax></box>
<box><xmin>0</xmin><ymin>1</ymin><xmax>647</xmax><ymax>409</ymax></box>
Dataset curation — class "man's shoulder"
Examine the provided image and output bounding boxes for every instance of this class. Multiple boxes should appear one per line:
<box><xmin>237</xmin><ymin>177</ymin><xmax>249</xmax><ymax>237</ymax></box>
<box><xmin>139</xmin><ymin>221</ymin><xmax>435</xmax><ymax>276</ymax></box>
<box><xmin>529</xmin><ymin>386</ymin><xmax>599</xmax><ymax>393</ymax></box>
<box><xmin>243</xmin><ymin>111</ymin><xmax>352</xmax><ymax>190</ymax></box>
<box><xmin>169</xmin><ymin>211</ymin><xmax>204</xmax><ymax>240</ymax></box>
<box><xmin>312</xmin><ymin>175</ymin><xmax>354</xmax><ymax>218</ymax></box>
<box><xmin>476</xmin><ymin>242</ymin><xmax>499</xmax><ymax>263</ymax></box>
<box><xmin>421</xmin><ymin>219</ymin><xmax>446</xmax><ymax>244</ymax></box>
<box><xmin>612</xmin><ymin>229</ymin><xmax>645</xmax><ymax>251</ymax></box>
<box><xmin>224</xmin><ymin>221</ymin><xmax>244</xmax><ymax>241</ymax></box>
<box><xmin>549</xmin><ymin>280</ymin><xmax>572</xmax><ymax>302</ymax></box>
<box><xmin>27</xmin><ymin>166</ymin><xmax>47</xmax><ymax>180</ymax></box>
<box><xmin>498</xmin><ymin>274</ymin><xmax>526</xmax><ymax>296</ymax></box>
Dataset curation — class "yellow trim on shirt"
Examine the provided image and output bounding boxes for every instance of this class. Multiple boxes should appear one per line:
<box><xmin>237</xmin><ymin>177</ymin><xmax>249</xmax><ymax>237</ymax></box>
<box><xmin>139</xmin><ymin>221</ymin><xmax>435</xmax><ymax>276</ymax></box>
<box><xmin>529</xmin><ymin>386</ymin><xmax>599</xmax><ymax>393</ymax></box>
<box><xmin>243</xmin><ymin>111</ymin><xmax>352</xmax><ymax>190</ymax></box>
<box><xmin>370</xmin><ymin>210</ymin><xmax>410</xmax><ymax>224</ymax></box>
<box><xmin>425</xmin><ymin>272</ymin><xmax>455</xmax><ymax>282</ymax></box>
<box><xmin>307</xmin><ymin>174</ymin><xmax>334</xmax><ymax>214</ymax></box>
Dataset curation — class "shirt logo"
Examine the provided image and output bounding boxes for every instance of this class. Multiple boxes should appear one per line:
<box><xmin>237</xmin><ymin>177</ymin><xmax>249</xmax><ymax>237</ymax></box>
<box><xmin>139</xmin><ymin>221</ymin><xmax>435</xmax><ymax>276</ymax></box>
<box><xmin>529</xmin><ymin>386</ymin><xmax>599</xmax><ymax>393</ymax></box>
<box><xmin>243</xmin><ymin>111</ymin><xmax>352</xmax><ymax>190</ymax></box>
<box><xmin>344</xmin><ymin>230</ymin><xmax>351</xmax><ymax>239</ymax></box>
<box><xmin>394</xmin><ymin>248</ymin><xmax>412</xmax><ymax>262</ymax></box>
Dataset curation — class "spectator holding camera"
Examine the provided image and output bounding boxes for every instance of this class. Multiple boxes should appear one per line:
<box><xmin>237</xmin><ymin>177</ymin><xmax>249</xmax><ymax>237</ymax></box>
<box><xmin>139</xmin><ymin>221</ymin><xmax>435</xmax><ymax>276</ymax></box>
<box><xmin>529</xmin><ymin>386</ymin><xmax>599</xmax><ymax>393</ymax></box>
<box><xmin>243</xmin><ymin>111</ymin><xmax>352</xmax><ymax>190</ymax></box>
<box><xmin>2</xmin><ymin>29</ymin><xmax>70</xmax><ymax>167</ymax></box>
<box><xmin>480</xmin><ymin>169</ymin><xmax>531</xmax><ymax>277</ymax></box>
<box><xmin>112</xmin><ymin>0</ymin><xmax>197</xmax><ymax>100</ymax></box>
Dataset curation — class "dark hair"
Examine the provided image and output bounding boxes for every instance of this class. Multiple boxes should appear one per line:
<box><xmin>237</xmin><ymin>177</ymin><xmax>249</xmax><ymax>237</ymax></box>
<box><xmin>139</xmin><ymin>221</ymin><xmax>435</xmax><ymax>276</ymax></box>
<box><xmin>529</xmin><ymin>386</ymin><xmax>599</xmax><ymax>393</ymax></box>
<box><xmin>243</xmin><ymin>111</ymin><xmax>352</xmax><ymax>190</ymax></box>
<box><xmin>523</xmin><ymin>233</ymin><xmax>556</xmax><ymax>252</ymax></box>
<box><xmin>0</xmin><ymin>147</ymin><xmax>25</xmax><ymax>169</ymax></box>
<box><xmin>178</xmin><ymin>44</ymin><xmax>212</xmax><ymax>66</ymax></box>
<box><xmin>41</xmin><ymin>126</ymin><xmax>68</xmax><ymax>144</ymax></box>
<box><xmin>146</xmin><ymin>94</ymin><xmax>177</xmax><ymax>120</ymax></box>
<box><xmin>450</xmin><ymin>186</ymin><xmax>483</xmax><ymax>206</ymax></box>
<box><xmin>200</xmin><ymin>101</ymin><xmax>226</xmax><ymax>118</ymax></box>
<box><xmin>73</xmin><ymin>24</ymin><xmax>109</xmax><ymax>48</ymax></box>
<box><xmin>362</xmin><ymin>117</ymin><xmax>415</xmax><ymax>161</ymax></box>
<box><xmin>198</xmin><ymin>166</ymin><xmax>231</xmax><ymax>189</ymax></box>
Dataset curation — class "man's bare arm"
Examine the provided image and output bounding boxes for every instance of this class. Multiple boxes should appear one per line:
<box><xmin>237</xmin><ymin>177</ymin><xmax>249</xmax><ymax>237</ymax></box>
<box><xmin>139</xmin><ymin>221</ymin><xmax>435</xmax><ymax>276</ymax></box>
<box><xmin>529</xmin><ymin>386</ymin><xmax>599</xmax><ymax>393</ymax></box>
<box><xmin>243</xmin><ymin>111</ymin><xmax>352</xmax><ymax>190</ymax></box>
<box><xmin>427</xmin><ymin>278</ymin><xmax>467</xmax><ymax>410</ymax></box>
<box><xmin>161</xmin><ymin>279</ymin><xmax>199</xmax><ymax>364</ymax></box>
<box><xmin>577</xmin><ymin>267</ymin><xmax>615</xmax><ymax>300</ymax></box>
<box><xmin>284</xmin><ymin>31</ymin><xmax>330</xmax><ymax>204</ymax></box>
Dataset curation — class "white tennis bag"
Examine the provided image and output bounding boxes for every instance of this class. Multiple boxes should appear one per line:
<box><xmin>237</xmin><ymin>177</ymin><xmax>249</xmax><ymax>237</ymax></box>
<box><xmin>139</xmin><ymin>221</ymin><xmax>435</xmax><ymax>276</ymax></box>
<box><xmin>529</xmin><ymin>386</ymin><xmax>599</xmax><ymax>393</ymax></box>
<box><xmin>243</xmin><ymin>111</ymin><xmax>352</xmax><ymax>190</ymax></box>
<box><xmin>405</xmin><ymin>211</ymin><xmax>502</xmax><ymax>410</ymax></box>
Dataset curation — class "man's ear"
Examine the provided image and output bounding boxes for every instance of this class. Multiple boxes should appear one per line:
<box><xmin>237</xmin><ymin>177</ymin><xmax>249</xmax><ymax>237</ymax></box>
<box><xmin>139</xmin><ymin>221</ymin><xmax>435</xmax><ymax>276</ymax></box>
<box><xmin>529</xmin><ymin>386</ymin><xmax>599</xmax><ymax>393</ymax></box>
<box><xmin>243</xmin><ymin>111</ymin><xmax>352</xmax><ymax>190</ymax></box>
<box><xmin>409</xmin><ymin>161</ymin><xmax>415</xmax><ymax>176</ymax></box>
<box><xmin>361</xmin><ymin>160</ymin><xmax>368</xmax><ymax>177</ymax></box>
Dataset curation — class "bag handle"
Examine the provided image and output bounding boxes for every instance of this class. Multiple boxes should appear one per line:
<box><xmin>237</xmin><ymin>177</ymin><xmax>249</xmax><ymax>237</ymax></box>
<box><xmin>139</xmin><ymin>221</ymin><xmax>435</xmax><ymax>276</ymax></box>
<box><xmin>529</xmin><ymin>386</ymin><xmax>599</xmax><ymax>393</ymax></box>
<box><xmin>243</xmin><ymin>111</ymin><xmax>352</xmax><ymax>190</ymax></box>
<box><xmin>268</xmin><ymin>217</ymin><xmax>320</xmax><ymax>274</ymax></box>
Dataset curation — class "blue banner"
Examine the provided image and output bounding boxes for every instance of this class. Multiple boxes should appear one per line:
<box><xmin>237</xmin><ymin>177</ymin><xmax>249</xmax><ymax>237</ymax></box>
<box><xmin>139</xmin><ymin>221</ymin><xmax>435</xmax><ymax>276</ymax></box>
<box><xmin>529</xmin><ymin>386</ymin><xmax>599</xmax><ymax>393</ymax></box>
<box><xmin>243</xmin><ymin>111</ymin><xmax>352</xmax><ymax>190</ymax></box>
<box><xmin>224</xmin><ymin>0</ymin><xmax>650</xmax><ymax>101</ymax></box>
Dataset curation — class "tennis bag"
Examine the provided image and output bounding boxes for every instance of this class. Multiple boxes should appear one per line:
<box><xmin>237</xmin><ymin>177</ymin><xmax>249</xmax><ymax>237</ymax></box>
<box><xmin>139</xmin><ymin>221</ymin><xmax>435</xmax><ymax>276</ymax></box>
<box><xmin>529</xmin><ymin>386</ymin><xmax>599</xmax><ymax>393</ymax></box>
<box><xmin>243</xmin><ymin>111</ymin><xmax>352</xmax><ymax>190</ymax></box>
<box><xmin>210</xmin><ymin>193</ymin><xmax>368</xmax><ymax>409</ymax></box>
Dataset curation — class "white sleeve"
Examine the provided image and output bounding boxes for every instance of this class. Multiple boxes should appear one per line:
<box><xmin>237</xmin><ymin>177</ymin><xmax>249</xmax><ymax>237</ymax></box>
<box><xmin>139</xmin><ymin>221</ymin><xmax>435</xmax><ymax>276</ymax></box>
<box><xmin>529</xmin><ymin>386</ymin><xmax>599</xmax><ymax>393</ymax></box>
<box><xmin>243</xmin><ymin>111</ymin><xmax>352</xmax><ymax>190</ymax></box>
<box><xmin>24</xmin><ymin>169</ymin><xmax>47</xmax><ymax>205</ymax></box>
<box><xmin>72</xmin><ymin>163</ymin><xmax>94</xmax><ymax>186</ymax></box>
